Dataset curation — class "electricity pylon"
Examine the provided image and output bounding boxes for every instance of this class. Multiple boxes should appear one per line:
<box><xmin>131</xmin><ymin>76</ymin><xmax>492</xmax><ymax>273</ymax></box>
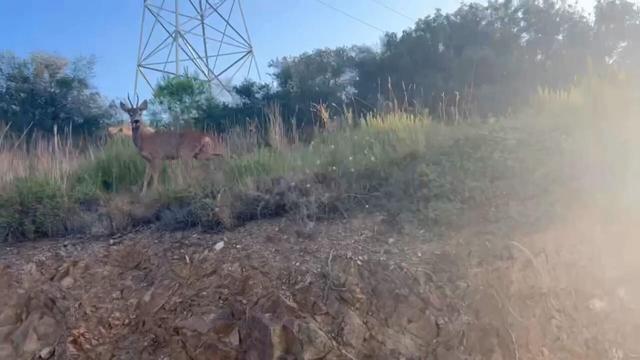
<box><xmin>134</xmin><ymin>0</ymin><xmax>260</xmax><ymax>97</ymax></box>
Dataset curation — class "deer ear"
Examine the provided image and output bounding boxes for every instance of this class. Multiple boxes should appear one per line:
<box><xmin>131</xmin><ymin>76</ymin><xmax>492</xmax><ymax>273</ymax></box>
<box><xmin>139</xmin><ymin>100</ymin><xmax>148</xmax><ymax>111</ymax></box>
<box><xmin>119</xmin><ymin>102</ymin><xmax>129</xmax><ymax>112</ymax></box>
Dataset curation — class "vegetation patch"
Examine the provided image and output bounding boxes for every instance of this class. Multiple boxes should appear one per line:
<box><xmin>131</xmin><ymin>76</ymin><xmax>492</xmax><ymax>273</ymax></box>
<box><xmin>0</xmin><ymin>177</ymin><xmax>69</xmax><ymax>241</ymax></box>
<box><xmin>71</xmin><ymin>137</ymin><xmax>146</xmax><ymax>195</ymax></box>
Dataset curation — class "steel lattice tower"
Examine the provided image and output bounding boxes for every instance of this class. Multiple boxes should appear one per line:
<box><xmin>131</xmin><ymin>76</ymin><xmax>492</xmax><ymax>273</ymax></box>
<box><xmin>134</xmin><ymin>0</ymin><xmax>260</xmax><ymax>97</ymax></box>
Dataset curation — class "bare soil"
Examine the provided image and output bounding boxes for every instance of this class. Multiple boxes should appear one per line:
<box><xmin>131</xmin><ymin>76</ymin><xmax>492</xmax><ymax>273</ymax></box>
<box><xmin>1</xmin><ymin>199</ymin><xmax>640</xmax><ymax>360</ymax></box>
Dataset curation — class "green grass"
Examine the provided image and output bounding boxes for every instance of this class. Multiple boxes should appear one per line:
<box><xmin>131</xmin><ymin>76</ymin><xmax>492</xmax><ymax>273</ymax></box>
<box><xmin>225</xmin><ymin>113</ymin><xmax>440</xmax><ymax>187</ymax></box>
<box><xmin>1</xmin><ymin>73</ymin><xmax>638</xmax><ymax>242</ymax></box>
<box><xmin>0</xmin><ymin>177</ymin><xmax>68</xmax><ymax>240</ymax></box>
<box><xmin>71</xmin><ymin>137</ymin><xmax>146</xmax><ymax>196</ymax></box>
<box><xmin>0</xmin><ymin>112</ymin><xmax>453</xmax><ymax>241</ymax></box>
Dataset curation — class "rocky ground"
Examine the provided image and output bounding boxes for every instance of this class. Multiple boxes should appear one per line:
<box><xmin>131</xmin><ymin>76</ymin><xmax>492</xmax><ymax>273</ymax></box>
<box><xmin>1</xmin><ymin>199</ymin><xmax>640</xmax><ymax>359</ymax></box>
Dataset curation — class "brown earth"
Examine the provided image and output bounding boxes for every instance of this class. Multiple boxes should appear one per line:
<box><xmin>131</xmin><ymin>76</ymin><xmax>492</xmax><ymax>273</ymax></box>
<box><xmin>1</xmin><ymin>202</ymin><xmax>640</xmax><ymax>359</ymax></box>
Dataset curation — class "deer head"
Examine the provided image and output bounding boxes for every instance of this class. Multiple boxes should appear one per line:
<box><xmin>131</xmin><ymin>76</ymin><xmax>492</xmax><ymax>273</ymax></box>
<box><xmin>119</xmin><ymin>94</ymin><xmax>148</xmax><ymax>131</ymax></box>
<box><xmin>247</xmin><ymin>120</ymin><xmax>257</xmax><ymax>134</ymax></box>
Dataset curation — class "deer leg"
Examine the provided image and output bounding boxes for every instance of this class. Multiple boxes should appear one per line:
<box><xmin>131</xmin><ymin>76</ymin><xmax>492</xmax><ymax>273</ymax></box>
<box><xmin>151</xmin><ymin>160</ymin><xmax>162</xmax><ymax>191</ymax></box>
<box><xmin>142</xmin><ymin>161</ymin><xmax>154</xmax><ymax>195</ymax></box>
<box><xmin>141</xmin><ymin>163</ymin><xmax>151</xmax><ymax>195</ymax></box>
<box><xmin>192</xmin><ymin>141</ymin><xmax>207</xmax><ymax>160</ymax></box>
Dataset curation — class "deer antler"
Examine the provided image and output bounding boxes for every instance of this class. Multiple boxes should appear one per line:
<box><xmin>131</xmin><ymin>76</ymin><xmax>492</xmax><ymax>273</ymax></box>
<box><xmin>135</xmin><ymin>93</ymin><xmax>140</xmax><ymax>108</ymax></box>
<box><xmin>127</xmin><ymin>93</ymin><xmax>134</xmax><ymax>108</ymax></box>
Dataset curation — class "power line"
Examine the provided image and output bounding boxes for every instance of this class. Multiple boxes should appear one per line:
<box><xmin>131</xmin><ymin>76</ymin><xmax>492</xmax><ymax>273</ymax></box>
<box><xmin>368</xmin><ymin>0</ymin><xmax>416</xmax><ymax>22</ymax></box>
<box><xmin>313</xmin><ymin>0</ymin><xmax>386</xmax><ymax>33</ymax></box>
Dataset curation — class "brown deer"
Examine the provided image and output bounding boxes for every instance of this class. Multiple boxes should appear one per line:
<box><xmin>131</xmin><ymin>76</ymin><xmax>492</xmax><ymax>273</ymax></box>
<box><xmin>107</xmin><ymin>123</ymin><xmax>155</xmax><ymax>138</ymax></box>
<box><xmin>119</xmin><ymin>95</ymin><xmax>225</xmax><ymax>194</ymax></box>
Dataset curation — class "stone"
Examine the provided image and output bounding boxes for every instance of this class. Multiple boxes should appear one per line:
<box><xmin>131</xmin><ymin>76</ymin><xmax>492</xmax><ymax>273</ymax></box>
<box><xmin>139</xmin><ymin>282</ymin><xmax>174</xmax><ymax>314</ymax></box>
<box><xmin>176</xmin><ymin>316</ymin><xmax>212</xmax><ymax>334</ymax></box>
<box><xmin>240</xmin><ymin>314</ymin><xmax>277</xmax><ymax>360</ymax></box>
<box><xmin>228</xmin><ymin>263</ymin><xmax>242</xmax><ymax>277</ymax></box>
<box><xmin>11</xmin><ymin>312</ymin><xmax>39</xmax><ymax>353</ymax></box>
<box><xmin>193</xmin><ymin>341</ymin><xmax>236</xmax><ymax>360</ymax></box>
<box><xmin>239</xmin><ymin>313</ymin><xmax>302</xmax><ymax>360</ymax></box>
<box><xmin>22</xmin><ymin>328</ymin><xmax>41</xmax><ymax>355</ymax></box>
<box><xmin>588</xmin><ymin>298</ymin><xmax>607</xmax><ymax>312</ymax></box>
<box><xmin>214</xmin><ymin>241</ymin><xmax>225</xmax><ymax>252</ymax></box>
<box><xmin>435</xmin><ymin>348</ymin><xmax>463</xmax><ymax>360</ymax></box>
<box><xmin>0</xmin><ymin>307</ymin><xmax>19</xmax><ymax>327</ymax></box>
<box><xmin>210</xmin><ymin>310</ymin><xmax>237</xmax><ymax>337</ymax></box>
<box><xmin>60</xmin><ymin>276</ymin><xmax>74</xmax><ymax>289</ymax></box>
<box><xmin>295</xmin><ymin>320</ymin><xmax>334</xmax><ymax>359</ymax></box>
<box><xmin>0</xmin><ymin>344</ymin><xmax>16</xmax><ymax>359</ymax></box>
<box><xmin>341</xmin><ymin>310</ymin><xmax>367</xmax><ymax>349</ymax></box>
<box><xmin>33</xmin><ymin>315</ymin><xmax>57</xmax><ymax>341</ymax></box>
<box><xmin>0</xmin><ymin>325</ymin><xmax>16</xmax><ymax>341</ymax></box>
<box><xmin>38</xmin><ymin>346</ymin><xmax>55</xmax><ymax>359</ymax></box>
<box><xmin>224</xmin><ymin>328</ymin><xmax>240</xmax><ymax>347</ymax></box>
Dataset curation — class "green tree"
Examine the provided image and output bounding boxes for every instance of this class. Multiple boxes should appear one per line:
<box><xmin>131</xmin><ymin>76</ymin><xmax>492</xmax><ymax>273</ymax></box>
<box><xmin>593</xmin><ymin>0</ymin><xmax>640</xmax><ymax>69</ymax></box>
<box><xmin>271</xmin><ymin>46</ymin><xmax>376</xmax><ymax>122</ymax></box>
<box><xmin>153</xmin><ymin>73</ymin><xmax>221</xmax><ymax>129</ymax></box>
<box><xmin>151</xmin><ymin>0</ymin><xmax>639</xmax><ymax>123</ymax></box>
<box><xmin>0</xmin><ymin>52</ymin><xmax>112</xmax><ymax>136</ymax></box>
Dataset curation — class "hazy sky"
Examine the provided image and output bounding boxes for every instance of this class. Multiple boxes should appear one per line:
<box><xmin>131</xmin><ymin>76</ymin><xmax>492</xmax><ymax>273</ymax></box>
<box><xmin>0</xmin><ymin>0</ymin><xmax>597</xmax><ymax>100</ymax></box>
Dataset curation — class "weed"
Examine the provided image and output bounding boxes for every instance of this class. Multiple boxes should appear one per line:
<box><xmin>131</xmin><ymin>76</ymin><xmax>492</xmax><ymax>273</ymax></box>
<box><xmin>72</xmin><ymin>137</ymin><xmax>145</xmax><ymax>193</ymax></box>
<box><xmin>0</xmin><ymin>177</ymin><xmax>68</xmax><ymax>241</ymax></box>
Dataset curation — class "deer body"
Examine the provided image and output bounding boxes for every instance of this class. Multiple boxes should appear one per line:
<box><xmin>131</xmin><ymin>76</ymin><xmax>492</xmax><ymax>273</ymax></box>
<box><xmin>107</xmin><ymin>124</ymin><xmax>154</xmax><ymax>138</ymax></box>
<box><xmin>131</xmin><ymin>128</ymin><xmax>223</xmax><ymax>161</ymax></box>
<box><xmin>120</xmin><ymin>97</ymin><xmax>225</xmax><ymax>194</ymax></box>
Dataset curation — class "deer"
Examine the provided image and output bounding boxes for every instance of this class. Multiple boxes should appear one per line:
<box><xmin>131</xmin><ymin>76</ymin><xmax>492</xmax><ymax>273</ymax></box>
<box><xmin>107</xmin><ymin>123</ymin><xmax>155</xmax><ymax>138</ymax></box>
<box><xmin>119</xmin><ymin>95</ymin><xmax>225</xmax><ymax>194</ymax></box>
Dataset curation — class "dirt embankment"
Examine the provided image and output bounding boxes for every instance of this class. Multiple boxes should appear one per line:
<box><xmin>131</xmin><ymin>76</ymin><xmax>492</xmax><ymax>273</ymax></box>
<box><xmin>0</xmin><ymin>214</ymin><xmax>468</xmax><ymax>359</ymax></box>
<box><xmin>3</xmin><ymin>120</ymin><xmax>640</xmax><ymax>359</ymax></box>
<box><xmin>2</xmin><ymin>203</ymin><xmax>640</xmax><ymax>360</ymax></box>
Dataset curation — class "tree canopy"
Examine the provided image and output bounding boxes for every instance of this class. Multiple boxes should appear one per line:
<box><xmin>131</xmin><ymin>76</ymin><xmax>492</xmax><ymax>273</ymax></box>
<box><xmin>1</xmin><ymin>0</ymin><xmax>639</xmax><ymax>136</ymax></box>
<box><xmin>153</xmin><ymin>0</ymin><xmax>640</xmax><ymax>130</ymax></box>
<box><xmin>0</xmin><ymin>52</ymin><xmax>113</xmax><ymax>136</ymax></box>
<box><xmin>263</xmin><ymin>0</ymin><xmax>640</xmax><ymax>121</ymax></box>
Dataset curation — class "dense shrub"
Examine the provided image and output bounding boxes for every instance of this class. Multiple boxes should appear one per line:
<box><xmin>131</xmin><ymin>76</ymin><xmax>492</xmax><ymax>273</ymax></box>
<box><xmin>71</xmin><ymin>137</ymin><xmax>146</xmax><ymax>195</ymax></box>
<box><xmin>0</xmin><ymin>177</ymin><xmax>68</xmax><ymax>241</ymax></box>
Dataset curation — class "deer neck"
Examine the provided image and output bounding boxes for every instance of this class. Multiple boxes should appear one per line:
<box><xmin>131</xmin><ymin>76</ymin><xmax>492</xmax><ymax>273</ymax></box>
<box><xmin>131</xmin><ymin>125</ymin><xmax>144</xmax><ymax>150</ymax></box>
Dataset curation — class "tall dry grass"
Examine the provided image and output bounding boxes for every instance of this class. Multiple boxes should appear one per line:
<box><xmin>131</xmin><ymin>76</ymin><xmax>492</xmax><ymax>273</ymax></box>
<box><xmin>4</xmin><ymin>72</ymin><xmax>637</xmax><ymax>242</ymax></box>
<box><xmin>529</xmin><ymin>72</ymin><xmax>640</xmax><ymax>210</ymax></box>
<box><xmin>0</xmin><ymin>106</ymin><xmax>443</xmax><ymax>241</ymax></box>
<box><xmin>0</xmin><ymin>123</ymin><xmax>94</xmax><ymax>188</ymax></box>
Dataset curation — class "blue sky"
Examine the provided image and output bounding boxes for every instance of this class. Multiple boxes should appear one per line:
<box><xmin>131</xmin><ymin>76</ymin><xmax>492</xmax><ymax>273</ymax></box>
<box><xmin>0</xmin><ymin>0</ymin><xmax>595</xmax><ymax>100</ymax></box>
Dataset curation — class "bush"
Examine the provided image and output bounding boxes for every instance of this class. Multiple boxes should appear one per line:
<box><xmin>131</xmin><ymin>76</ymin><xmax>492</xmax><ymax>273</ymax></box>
<box><xmin>0</xmin><ymin>52</ymin><xmax>114</xmax><ymax>136</ymax></box>
<box><xmin>0</xmin><ymin>177</ymin><xmax>68</xmax><ymax>241</ymax></box>
<box><xmin>72</xmin><ymin>137</ymin><xmax>146</xmax><ymax>194</ymax></box>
